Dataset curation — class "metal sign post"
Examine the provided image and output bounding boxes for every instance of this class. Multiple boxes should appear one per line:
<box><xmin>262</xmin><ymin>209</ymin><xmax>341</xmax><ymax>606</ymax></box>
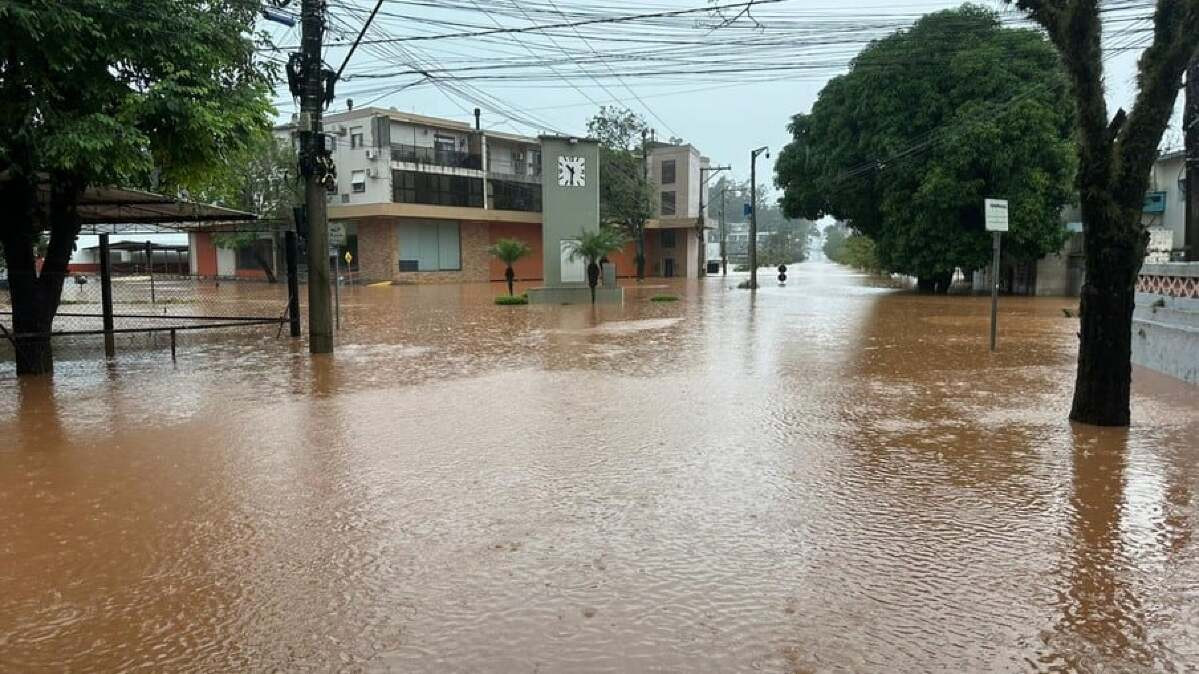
<box><xmin>332</xmin><ymin>245</ymin><xmax>340</xmax><ymax>330</ymax></box>
<box><xmin>984</xmin><ymin>198</ymin><xmax>1009</xmax><ymax>351</ymax></box>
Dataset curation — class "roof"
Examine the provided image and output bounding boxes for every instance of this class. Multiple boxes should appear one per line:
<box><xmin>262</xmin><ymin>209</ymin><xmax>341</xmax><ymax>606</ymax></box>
<box><xmin>36</xmin><ymin>184</ymin><xmax>257</xmax><ymax>228</ymax></box>
<box><xmin>82</xmin><ymin>241</ymin><xmax>190</xmax><ymax>252</ymax></box>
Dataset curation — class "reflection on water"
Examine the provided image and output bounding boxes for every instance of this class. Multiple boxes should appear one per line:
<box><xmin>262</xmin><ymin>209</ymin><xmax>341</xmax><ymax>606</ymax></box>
<box><xmin>1</xmin><ymin>264</ymin><xmax>1196</xmax><ymax>672</ymax></box>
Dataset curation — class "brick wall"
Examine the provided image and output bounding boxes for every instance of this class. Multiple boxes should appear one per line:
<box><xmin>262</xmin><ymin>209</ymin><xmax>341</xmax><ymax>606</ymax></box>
<box><xmin>357</xmin><ymin>220</ymin><xmax>397</xmax><ymax>282</ymax></box>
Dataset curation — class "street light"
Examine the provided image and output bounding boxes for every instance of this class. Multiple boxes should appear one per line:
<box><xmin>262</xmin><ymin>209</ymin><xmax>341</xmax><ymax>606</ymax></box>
<box><xmin>748</xmin><ymin>145</ymin><xmax>769</xmax><ymax>290</ymax></box>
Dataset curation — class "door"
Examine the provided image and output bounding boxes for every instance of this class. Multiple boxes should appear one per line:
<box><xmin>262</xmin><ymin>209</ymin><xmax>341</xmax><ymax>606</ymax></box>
<box><xmin>664</xmin><ymin>258</ymin><xmax>675</xmax><ymax>278</ymax></box>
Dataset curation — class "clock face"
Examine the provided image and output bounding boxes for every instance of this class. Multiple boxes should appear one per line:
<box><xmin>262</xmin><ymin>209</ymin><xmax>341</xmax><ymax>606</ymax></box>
<box><xmin>557</xmin><ymin>155</ymin><xmax>586</xmax><ymax>187</ymax></box>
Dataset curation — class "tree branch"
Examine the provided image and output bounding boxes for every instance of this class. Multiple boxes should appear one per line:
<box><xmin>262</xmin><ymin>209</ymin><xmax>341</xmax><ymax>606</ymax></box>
<box><xmin>1115</xmin><ymin>0</ymin><xmax>1199</xmax><ymax>204</ymax></box>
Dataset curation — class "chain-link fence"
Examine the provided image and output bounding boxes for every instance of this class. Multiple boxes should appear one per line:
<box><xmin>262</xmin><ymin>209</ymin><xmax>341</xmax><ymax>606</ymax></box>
<box><xmin>1</xmin><ymin>237</ymin><xmax>299</xmax><ymax>365</ymax></box>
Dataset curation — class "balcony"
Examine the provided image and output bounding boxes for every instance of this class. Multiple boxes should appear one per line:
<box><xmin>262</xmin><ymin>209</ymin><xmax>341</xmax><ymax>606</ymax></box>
<box><xmin>391</xmin><ymin>143</ymin><xmax>482</xmax><ymax>170</ymax></box>
<box><xmin>486</xmin><ymin>160</ymin><xmax>541</xmax><ymax>180</ymax></box>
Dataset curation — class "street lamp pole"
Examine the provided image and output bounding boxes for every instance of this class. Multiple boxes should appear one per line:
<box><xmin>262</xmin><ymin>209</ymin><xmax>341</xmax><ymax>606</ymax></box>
<box><xmin>748</xmin><ymin>146</ymin><xmax>769</xmax><ymax>290</ymax></box>
<box><xmin>698</xmin><ymin>165</ymin><xmax>731</xmax><ymax>277</ymax></box>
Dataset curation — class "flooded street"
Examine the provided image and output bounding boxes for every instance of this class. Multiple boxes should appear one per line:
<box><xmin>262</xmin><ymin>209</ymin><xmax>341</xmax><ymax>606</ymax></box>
<box><xmin>1</xmin><ymin>263</ymin><xmax>1196</xmax><ymax>672</ymax></box>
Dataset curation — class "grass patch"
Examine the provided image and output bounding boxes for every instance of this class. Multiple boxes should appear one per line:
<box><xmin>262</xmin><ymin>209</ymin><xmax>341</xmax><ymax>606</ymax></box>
<box><xmin>650</xmin><ymin>294</ymin><xmax>679</xmax><ymax>302</ymax></box>
<box><xmin>495</xmin><ymin>294</ymin><xmax>528</xmax><ymax>305</ymax></box>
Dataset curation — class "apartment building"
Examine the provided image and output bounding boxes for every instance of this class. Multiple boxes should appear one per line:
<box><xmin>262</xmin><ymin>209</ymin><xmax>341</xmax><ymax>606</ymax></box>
<box><xmin>288</xmin><ymin>107</ymin><xmax>544</xmax><ymax>284</ymax></box>
<box><xmin>645</xmin><ymin>141</ymin><xmax>711</xmax><ymax>278</ymax></box>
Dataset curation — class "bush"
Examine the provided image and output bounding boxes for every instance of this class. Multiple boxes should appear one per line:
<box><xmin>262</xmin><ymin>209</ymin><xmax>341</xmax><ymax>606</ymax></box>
<box><xmin>650</xmin><ymin>294</ymin><xmax>679</xmax><ymax>302</ymax></box>
<box><xmin>495</xmin><ymin>294</ymin><xmax>528</xmax><ymax>305</ymax></box>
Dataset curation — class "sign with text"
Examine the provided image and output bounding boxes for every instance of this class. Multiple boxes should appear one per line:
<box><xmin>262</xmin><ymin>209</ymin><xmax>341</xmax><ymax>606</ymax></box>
<box><xmin>329</xmin><ymin>221</ymin><xmax>347</xmax><ymax>245</ymax></box>
<box><xmin>984</xmin><ymin>198</ymin><xmax>1009</xmax><ymax>232</ymax></box>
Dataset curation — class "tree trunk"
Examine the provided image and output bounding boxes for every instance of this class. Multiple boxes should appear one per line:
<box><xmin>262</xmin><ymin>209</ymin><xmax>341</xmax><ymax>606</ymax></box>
<box><xmin>916</xmin><ymin>276</ymin><xmax>935</xmax><ymax>293</ymax></box>
<box><xmin>587</xmin><ymin>262</ymin><xmax>600</xmax><ymax>304</ymax></box>
<box><xmin>634</xmin><ymin>230</ymin><xmax>646</xmax><ymax>280</ymax></box>
<box><xmin>253</xmin><ymin>248</ymin><xmax>278</xmax><ymax>283</ymax></box>
<box><xmin>505</xmin><ymin>266</ymin><xmax>515</xmax><ymax>296</ymax></box>
<box><xmin>2</xmin><ymin>175</ymin><xmax>82</xmax><ymax>376</ymax></box>
<box><xmin>933</xmin><ymin>271</ymin><xmax>953</xmax><ymax>294</ymax></box>
<box><xmin>1068</xmin><ymin>205</ymin><xmax>1144</xmax><ymax>426</ymax></box>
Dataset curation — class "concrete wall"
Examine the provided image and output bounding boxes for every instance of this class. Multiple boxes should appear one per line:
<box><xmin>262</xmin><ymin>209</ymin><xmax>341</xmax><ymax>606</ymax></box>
<box><xmin>539</xmin><ymin>137</ymin><xmax>601</xmax><ymax>288</ymax></box>
<box><xmin>1146</xmin><ymin>153</ymin><xmax>1186</xmax><ymax>251</ymax></box>
<box><xmin>1131</xmin><ymin>262</ymin><xmax>1199</xmax><ymax>385</ymax></box>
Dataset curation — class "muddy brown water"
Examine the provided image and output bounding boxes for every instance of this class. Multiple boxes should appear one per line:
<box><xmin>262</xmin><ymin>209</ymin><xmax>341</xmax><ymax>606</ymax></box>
<box><xmin>1</xmin><ymin>264</ymin><xmax>1196</xmax><ymax>672</ymax></box>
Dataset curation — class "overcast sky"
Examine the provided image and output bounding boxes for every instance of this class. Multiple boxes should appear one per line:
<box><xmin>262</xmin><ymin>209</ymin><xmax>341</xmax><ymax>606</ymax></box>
<box><xmin>263</xmin><ymin>0</ymin><xmax>1184</xmax><ymax>198</ymax></box>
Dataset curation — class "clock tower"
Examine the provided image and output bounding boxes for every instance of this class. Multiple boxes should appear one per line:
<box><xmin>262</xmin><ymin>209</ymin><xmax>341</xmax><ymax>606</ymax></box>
<box><xmin>528</xmin><ymin>135</ymin><xmax>621</xmax><ymax>304</ymax></box>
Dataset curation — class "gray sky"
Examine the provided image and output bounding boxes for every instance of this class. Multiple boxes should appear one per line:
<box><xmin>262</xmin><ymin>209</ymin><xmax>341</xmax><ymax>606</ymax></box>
<box><xmin>264</xmin><ymin>0</ymin><xmax>1184</xmax><ymax>198</ymax></box>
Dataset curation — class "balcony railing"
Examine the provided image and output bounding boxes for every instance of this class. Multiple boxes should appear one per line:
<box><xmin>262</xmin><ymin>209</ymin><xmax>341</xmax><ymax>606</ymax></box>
<box><xmin>391</xmin><ymin>143</ymin><xmax>482</xmax><ymax>170</ymax></box>
<box><xmin>486</xmin><ymin>160</ymin><xmax>542</xmax><ymax>178</ymax></box>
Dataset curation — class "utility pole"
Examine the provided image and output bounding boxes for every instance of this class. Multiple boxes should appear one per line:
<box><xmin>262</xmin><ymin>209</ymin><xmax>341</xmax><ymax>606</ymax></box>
<box><xmin>1186</xmin><ymin>56</ymin><xmax>1198</xmax><ymax>261</ymax></box>
<box><xmin>698</xmin><ymin>165</ymin><xmax>731</xmax><ymax>279</ymax></box>
<box><xmin>720</xmin><ymin>186</ymin><xmax>728</xmax><ymax>275</ymax></box>
<box><xmin>640</xmin><ymin>128</ymin><xmax>650</xmax><ymax>279</ymax></box>
<box><xmin>299</xmin><ymin>0</ymin><xmax>333</xmax><ymax>353</ymax></box>
<box><xmin>749</xmin><ymin>146</ymin><xmax>769</xmax><ymax>290</ymax></box>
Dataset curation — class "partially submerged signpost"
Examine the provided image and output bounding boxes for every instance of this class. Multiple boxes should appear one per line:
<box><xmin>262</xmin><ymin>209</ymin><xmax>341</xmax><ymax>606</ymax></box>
<box><xmin>985</xmin><ymin>198</ymin><xmax>1009</xmax><ymax>351</ymax></box>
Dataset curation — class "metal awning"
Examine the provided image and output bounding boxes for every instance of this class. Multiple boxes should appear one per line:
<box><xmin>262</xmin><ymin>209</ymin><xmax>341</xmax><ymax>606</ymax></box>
<box><xmin>30</xmin><ymin>182</ymin><xmax>277</xmax><ymax>234</ymax></box>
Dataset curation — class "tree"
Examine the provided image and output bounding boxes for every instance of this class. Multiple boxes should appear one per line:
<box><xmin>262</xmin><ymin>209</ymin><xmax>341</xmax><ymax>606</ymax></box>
<box><xmin>1008</xmin><ymin>0</ymin><xmax>1199</xmax><ymax>426</ymax></box>
<box><xmin>0</xmin><ymin>0</ymin><xmax>274</xmax><ymax>375</ymax></box>
<box><xmin>823</xmin><ymin>224</ymin><xmax>849</xmax><ymax>262</ymax></box>
<box><xmin>564</xmin><ymin>227</ymin><xmax>628</xmax><ymax>304</ymax></box>
<box><xmin>488</xmin><ymin>238</ymin><xmax>532</xmax><ymax>296</ymax></box>
<box><xmin>775</xmin><ymin>5</ymin><xmax>1077</xmax><ymax>294</ymax></box>
<box><xmin>192</xmin><ymin>131</ymin><xmax>302</xmax><ymax>283</ymax></box>
<box><xmin>588</xmin><ymin>106</ymin><xmax>654</xmax><ymax>278</ymax></box>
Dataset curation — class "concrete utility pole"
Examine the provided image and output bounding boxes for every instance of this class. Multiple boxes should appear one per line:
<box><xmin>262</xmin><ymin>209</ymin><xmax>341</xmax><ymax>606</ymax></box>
<box><xmin>300</xmin><ymin>0</ymin><xmax>333</xmax><ymax>353</ymax></box>
<box><xmin>749</xmin><ymin>146</ymin><xmax>769</xmax><ymax>289</ymax></box>
<box><xmin>698</xmin><ymin>165</ymin><xmax>731</xmax><ymax>278</ymax></box>
<box><xmin>1186</xmin><ymin>56</ymin><xmax>1198</xmax><ymax>261</ymax></box>
<box><xmin>720</xmin><ymin>186</ymin><xmax>728</xmax><ymax>275</ymax></box>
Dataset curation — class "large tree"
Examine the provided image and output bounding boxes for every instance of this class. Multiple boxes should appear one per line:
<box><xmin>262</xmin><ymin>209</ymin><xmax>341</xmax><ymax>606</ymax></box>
<box><xmin>1008</xmin><ymin>0</ymin><xmax>1198</xmax><ymax>426</ymax></box>
<box><xmin>775</xmin><ymin>5</ymin><xmax>1077</xmax><ymax>293</ymax></box>
<box><xmin>587</xmin><ymin>106</ymin><xmax>654</xmax><ymax>278</ymax></box>
<box><xmin>0</xmin><ymin>0</ymin><xmax>274</xmax><ymax>375</ymax></box>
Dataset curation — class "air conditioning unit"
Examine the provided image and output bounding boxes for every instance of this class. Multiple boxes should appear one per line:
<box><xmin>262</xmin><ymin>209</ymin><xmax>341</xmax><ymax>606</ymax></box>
<box><xmin>335</xmin><ymin>126</ymin><xmax>348</xmax><ymax>136</ymax></box>
<box><xmin>365</xmin><ymin>148</ymin><xmax>378</xmax><ymax>161</ymax></box>
<box><xmin>367</xmin><ymin>168</ymin><xmax>380</xmax><ymax>179</ymax></box>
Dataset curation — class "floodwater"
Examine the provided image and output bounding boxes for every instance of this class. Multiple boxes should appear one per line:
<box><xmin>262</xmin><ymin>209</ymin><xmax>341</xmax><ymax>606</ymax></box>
<box><xmin>1</xmin><ymin>263</ymin><xmax>1196</xmax><ymax>672</ymax></box>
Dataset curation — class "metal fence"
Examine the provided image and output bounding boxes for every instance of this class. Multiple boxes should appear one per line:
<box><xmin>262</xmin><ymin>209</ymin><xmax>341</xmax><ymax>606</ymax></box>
<box><xmin>1</xmin><ymin>232</ymin><xmax>301</xmax><ymax>365</ymax></box>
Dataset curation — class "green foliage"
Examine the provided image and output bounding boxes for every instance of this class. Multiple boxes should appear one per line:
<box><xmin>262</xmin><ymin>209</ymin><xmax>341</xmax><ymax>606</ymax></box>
<box><xmin>495</xmin><ymin>295</ymin><xmax>529</xmax><ymax>305</ymax></box>
<box><xmin>0</xmin><ymin>0</ymin><xmax>275</xmax><ymax>192</ymax></box>
<box><xmin>650</xmin><ymin>294</ymin><xmax>679</xmax><ymax>302</ymax></box>
<box><xmin>193</xmin><ymin>131</ymin><xmax>301</xmax><ymax>244</ymax></box>
<box><xmin>842</xmin><ymin>234</ymin><xmax>881</xmax><ymax>272</ymax></box>
<box><xmin>822</xmin><ymin>224</ymin><xmax>848</xmax><ymax>261</ymax></box>
<box><xmin>564</xmin><ymin>227</ymin><xmax>629</xmax><ymax>267</ymax></box>
<box><xmin>588</xmin><ymin>107</ymin><xmax>653</xmax><ymax>271</ymax></box>
<box><xmin>775</xmin><ymin>5</ymin><xmax>1076</xmax><ymax>281</ymax></box>
<box><xmin>488</xmin><ymin>238</ymin><xmax>533</xmax><ymax>266</ymax></box>
<box><xmin>587</xmin><ymin>106</ymin><xmax>646</xmax><ymax>151</ymax></box>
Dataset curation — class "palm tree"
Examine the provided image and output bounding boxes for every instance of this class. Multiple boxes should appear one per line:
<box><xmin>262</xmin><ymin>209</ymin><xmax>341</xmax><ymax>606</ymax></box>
<box><xmin>488</xmin><ymin>238</ymin><xmax>532</xmax><ymax>296</ymax></box>
<box><xmin>564</xmin><ymin>227</ymin><xmax>628</xmax><ymax>304</ymax></box>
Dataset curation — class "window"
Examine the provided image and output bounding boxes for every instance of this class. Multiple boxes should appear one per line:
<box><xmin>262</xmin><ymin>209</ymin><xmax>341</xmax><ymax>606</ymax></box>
<box><xmin>660</xmin><ymin>190</ymin><xmax>676</xmax><ymax>216</ymax></box>
<box><xmin>661</xmin><ymin>159</ymin><xmax>676</xmax><ymax>185</ymax></box>
<box><xmin>392</xmin><ymin>170</ymin><xmax>483</xmax><ymax>207</ymax></box>
<box><xmin>350</xmin><ymin>126</ymin><xmax>364</xmax><ymax>149</ymax></box>
<box><xmin>661</xmin><ymin>229</ymin><xmax>676</xmax><ymax>248</ymax></box>
<box><xmin>396</xmin><ymin>221</ymin><xmax>461</xmax><ymax>271</ymax></box>
<box><xmin>351</xmin><ymin>170</ymin><xmax>366</xmax><ymax>193</ymax></box>
<box><xmin>489</xmin><ymin>179</ymin><xmax>542</xmax><ymax>212</ymax></box>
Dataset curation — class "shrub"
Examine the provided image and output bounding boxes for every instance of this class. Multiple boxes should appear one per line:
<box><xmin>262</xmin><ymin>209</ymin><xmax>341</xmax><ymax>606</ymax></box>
<box><xmin>495</xmin><ymin>294</ymin><xmax>528</xmax><ymax>305</ymax></box>
<box><xmin>650</xmin><ymin>294</ymin><xmax>679</xmax><ymax>302</ymax></box>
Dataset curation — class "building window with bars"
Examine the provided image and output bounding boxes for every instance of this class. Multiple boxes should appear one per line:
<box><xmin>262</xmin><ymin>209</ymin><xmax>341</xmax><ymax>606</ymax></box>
<box><xmin>660</xmin><ymin>190</ymin><xmax>676</xmax><ymax>216</ymax></box>
<box><xmin>350</xmin><ymin>127</ymin><xmax>364</xmax><ymax>149</ymax></box>
<box><xmin>661</xmin><ymin>159</ymin><xmax>676</xmax><ymax>185</ymax></box>
<box><xmin>351</xmin><ymin>170</ymin><xmax>366</xmax><ymax>193</ymax></box>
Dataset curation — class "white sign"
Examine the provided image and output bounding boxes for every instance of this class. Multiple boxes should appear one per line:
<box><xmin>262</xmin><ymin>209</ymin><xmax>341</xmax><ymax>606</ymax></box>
<box><xmin>560</xmin><ymin>239</ymin><xmax>585</xmax><ymax>284</ymax></box>
<box><xmin>984</xmin><ymin>198</ymin><xmax>1009</xmax><ymax>232</ymax></box>
<box><xmin>329</xmin><ymin>221</ymin><xmax>347</xmax><ymax>245</ymax></box>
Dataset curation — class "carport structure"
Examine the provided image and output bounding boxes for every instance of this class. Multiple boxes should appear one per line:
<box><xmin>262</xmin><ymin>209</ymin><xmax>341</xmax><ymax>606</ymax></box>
<box><xmin>1</xmin><ymin>185</ymin><xmax>301</xmax><ymax>369</ymax></box>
